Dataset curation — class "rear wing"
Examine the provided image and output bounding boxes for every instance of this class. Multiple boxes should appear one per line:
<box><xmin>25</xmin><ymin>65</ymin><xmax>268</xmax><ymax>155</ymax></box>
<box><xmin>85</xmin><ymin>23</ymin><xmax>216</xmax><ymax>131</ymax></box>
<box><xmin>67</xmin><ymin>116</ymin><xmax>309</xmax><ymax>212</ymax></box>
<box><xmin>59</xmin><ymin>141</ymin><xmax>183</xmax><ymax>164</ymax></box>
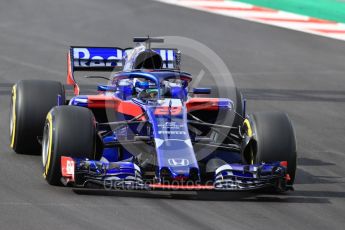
<box><xmin>67</xmin><ymin>46</ymin><xmax>180</xmax><ymax>94</ymax></box>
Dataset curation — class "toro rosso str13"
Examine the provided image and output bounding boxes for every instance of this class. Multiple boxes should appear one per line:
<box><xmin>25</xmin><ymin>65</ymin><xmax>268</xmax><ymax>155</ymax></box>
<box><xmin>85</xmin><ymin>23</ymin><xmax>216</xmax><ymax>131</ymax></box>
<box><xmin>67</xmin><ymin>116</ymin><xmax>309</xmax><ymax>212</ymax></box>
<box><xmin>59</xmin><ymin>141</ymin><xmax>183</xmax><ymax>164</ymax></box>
<box><xmin>10</xmin><ymin>37</ymin><xmax>297</xmax><ymax>192</ymax></box>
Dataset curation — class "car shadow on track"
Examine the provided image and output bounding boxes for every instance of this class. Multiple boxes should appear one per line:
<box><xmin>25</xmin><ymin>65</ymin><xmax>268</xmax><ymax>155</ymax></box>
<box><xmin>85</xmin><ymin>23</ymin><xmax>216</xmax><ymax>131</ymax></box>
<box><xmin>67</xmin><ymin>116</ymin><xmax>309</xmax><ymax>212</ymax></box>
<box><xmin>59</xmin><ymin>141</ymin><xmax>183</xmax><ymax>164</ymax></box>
<box><xmin>295</xmin><ymin>168</ymin><xmax>343</xmax><ymax>185</ymax></box>
<box><xmin>295</xmin><ymin>157</ymin><xmax>343</xmax><ymax>185</ymax></box>
<box><xmin>298</xmin><ymin>157</ymin><xmax>335</xmax><ymax>166</ymax></box>
<box><xmin>242</xmin><ymin>88</ymin><xmax>345</xmax><ymax>102</ymax></box>
<box><xmin>72</xmin><ymin>188</ymin><xmax>334</xmax><ymax>204</ymax></box>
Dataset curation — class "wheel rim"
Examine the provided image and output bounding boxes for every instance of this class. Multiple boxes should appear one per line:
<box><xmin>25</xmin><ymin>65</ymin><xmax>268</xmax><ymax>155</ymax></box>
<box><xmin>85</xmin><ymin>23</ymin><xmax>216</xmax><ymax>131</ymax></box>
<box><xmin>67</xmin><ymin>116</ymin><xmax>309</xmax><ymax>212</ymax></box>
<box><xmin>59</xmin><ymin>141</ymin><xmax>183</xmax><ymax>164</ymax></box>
<box><xmin>10</xmin><ymin>85</ymin><xmax>16</xmax><ymax>147</ymax></box>
<box><xmin>42</xmin><ymin>122</ymin><xmax>50</xmax><ymax>166</ymax></box>
<box><xmin>9</xmin><ymin>97</ymin><xmax>14</xmax><ymax>138</ymax></box>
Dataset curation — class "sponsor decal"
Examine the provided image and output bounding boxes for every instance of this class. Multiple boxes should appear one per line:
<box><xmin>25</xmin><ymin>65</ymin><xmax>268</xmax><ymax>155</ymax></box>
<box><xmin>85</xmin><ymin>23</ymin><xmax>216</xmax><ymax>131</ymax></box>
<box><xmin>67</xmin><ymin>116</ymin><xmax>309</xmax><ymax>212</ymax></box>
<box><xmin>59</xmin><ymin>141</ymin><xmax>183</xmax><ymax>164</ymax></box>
<box><xmin>168</xmin><ymin>158</ymin><xmax>190</xmax><ymax>166</ymax></box>
<box><xmin>158</xmin><ymin>131</ymin><xmax>186</xmax><ymax>135</ymax></box>
<box><xmin>154</xmin><ymin>106</ymin><xmax>182</xmax><ymax>115</ymax></box>
<box><xmin>158</xmin><ymin>121</ymin><xmax>184</xmax><ymax>130</ymax></box>
<box><xmin>73</xmin><ymin>48</ymin><xmax>123</xmax><ymax>68</ymax></box>
<box><xmin>61</xmin><ymin>156</ymin><xmax>75</xmax><ymax>180</ymax></box>
<box><xmin>72</xmin><ymin>48</ymin><xmax>178</xmax><ymax>68</ymax></box>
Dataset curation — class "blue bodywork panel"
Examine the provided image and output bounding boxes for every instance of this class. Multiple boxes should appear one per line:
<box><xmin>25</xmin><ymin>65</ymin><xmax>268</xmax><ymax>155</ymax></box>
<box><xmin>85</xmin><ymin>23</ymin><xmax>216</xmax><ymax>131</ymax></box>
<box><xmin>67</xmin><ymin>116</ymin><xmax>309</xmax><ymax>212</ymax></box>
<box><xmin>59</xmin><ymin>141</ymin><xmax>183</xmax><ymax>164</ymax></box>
<box><xmin>61</xmin><ymin>42</ymin><xmax>291</xmax><ymax>192</ymax></box>
<box><xmin>144</xmin><ymin>99</ymin><xmax>199</xmax><ymax>180</ymax></box>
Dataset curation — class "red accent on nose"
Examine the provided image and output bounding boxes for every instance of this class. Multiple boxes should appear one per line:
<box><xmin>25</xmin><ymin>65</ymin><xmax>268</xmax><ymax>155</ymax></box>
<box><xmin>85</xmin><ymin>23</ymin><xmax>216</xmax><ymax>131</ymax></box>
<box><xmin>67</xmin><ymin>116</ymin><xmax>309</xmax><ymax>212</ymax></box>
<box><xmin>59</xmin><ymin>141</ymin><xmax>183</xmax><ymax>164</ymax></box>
<box><xmin>174</xmin><ymin>175</ymin><xmax>188</xmax><ymax>181</ymax></box>
<box><xmin>61</xmin><ymin>156</ymin><xmax>75</xmax><ymax>181</ymax></box>
<box><xmin>154</xmin><ymin>106</ymin><xmax>182</xmax><ymax>115</ymax></box>
<box><xmin>280</xmin><ymin>161</ymin><xmax>288</xmax><ymax>167</ymax></box>
<box><xmin>285</xmin><ymin>174</ymin><xmax>291</xmax><ymax>181</ymax></box>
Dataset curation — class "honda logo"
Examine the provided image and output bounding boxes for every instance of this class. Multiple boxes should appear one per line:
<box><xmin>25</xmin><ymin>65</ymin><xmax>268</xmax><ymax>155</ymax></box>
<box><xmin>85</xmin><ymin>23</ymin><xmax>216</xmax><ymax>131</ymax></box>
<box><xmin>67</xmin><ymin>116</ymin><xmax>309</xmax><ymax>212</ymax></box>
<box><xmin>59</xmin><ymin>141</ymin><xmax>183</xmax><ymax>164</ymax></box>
<box><xmin>168</xmin><ymin>158</ymin><xmax>189</xmax><ymax>166</ymax></box>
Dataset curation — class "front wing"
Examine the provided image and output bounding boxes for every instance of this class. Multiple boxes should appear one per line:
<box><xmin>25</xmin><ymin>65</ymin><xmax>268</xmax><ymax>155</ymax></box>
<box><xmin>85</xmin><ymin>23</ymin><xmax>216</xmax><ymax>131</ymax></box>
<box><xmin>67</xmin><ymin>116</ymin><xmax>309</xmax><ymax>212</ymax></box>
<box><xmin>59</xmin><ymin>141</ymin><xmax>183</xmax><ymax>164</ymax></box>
<box><xmin>61</xmin><ymin>156</ymin><xmax>292</xmax><ymax>192</ymax></box>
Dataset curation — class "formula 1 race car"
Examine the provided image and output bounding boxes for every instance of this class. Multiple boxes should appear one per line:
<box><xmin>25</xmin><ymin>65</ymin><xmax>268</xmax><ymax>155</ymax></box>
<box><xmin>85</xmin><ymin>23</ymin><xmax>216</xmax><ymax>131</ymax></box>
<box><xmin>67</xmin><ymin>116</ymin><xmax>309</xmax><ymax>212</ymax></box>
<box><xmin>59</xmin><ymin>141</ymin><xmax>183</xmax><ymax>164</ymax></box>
<box><xmin>10</xmin><ymin>37</ymin><xmax>297</xmax><ymax>192</ymax></box>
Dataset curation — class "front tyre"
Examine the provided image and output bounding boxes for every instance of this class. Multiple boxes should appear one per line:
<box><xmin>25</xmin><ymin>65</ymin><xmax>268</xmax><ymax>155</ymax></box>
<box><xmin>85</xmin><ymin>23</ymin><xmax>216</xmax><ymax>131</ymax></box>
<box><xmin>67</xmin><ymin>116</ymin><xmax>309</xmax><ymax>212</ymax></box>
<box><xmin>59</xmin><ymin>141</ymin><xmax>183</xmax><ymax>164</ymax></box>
<box><xmin>42</xmin><ymin>106</ymin><xmax>96</xmax><ymax>186</ymax></box>
<box><xmin>243</xmin><ymin>111</ymin><xmax>297</xmax><ymax>185</ymax></box>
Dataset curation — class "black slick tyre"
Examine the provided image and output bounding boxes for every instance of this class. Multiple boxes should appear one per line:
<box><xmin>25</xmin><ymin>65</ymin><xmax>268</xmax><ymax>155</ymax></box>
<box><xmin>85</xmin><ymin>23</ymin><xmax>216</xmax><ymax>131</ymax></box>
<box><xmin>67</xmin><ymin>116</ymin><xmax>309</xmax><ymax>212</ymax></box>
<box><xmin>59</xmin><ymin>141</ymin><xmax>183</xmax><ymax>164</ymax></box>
<box><xmin>244</xmin><ymin>111</ymin><xmax>297</xmax><ymax>185</ymax></box>
<box><xmin>10</xmin><ymin>80</ymin><xmax>65</xmax><ymax>154</ymax></box>
<box><xmin>42</xmin><ymin>106</ymin><xmax>96</xmax><ymax>186</ymax></box>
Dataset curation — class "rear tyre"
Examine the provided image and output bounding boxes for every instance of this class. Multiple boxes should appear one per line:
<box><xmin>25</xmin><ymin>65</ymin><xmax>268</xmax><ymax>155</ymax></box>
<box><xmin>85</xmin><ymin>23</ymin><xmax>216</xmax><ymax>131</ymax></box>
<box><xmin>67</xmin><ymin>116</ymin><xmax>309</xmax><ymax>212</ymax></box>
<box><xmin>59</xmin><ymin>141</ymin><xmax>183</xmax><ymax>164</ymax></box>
<box><xmin>42</xmin><ymin>106</ymin><xmax>96</xmax><ymax>186</ymax></box>
<box><xmin>244</xmin><ymin>112</ymin><xmax>297</xmax><ymax>184</ymax></box>
<box><xmin>10</xmin><ymin>80</ymin><xmax>65</xmax><ymax>154</ymax></box>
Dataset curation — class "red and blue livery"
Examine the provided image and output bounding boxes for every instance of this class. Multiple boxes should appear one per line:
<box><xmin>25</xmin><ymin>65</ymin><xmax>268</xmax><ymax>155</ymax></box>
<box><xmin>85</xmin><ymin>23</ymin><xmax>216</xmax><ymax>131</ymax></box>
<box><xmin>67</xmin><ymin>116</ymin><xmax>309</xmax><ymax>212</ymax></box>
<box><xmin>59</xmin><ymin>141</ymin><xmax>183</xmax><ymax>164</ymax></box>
<box><xmin>10</xmin><ymin>37</ymin><xmax>297</xmax><ymax>193</ymax></box>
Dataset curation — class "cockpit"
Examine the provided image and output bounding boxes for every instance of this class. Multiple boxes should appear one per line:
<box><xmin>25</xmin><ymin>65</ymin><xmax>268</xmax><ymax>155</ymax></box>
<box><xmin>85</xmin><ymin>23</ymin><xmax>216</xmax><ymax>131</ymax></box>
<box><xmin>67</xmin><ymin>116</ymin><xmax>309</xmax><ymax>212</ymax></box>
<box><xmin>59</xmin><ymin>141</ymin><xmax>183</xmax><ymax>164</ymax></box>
<box><xmin>110</xmin><ymin>37</ymin><xmax>191</xmax><ymax>102</ymax></box>
<box><xmin>113</xmin><ymin>73</ymin><xmax>190</xmax><ymax>102</ymax></box>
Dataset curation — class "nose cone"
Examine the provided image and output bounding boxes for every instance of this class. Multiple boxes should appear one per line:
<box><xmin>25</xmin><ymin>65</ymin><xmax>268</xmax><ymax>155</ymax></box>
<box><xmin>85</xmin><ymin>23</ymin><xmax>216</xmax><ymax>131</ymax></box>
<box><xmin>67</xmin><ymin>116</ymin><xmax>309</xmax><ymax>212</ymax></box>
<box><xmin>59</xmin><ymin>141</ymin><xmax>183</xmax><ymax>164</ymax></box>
<box><xmin>146</xmin><ymin>99</ymin><xmax>200</xmax><ymax>183</ymax></box>
<box><xmin>160</xmin><ymin>166</ymin><xmax>200</xmax><ymax>182</ymax></box>
<box><xmin>156</xmin><ymin>139</ymin><xmax>200</xmax><ymax>182</ymax></box>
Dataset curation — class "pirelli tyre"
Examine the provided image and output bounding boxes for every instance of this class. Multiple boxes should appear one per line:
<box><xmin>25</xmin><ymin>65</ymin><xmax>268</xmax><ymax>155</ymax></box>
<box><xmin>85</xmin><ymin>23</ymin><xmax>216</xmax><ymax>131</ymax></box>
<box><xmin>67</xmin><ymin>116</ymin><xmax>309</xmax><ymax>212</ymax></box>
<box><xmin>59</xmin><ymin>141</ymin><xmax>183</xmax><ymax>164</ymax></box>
<box><xmin>10</xmin><ymin>80</ymin><xmax>65</xmax><ymax>154</ymax></box>
<box><xmin>42</xmin><ymin>106</ymin><xmax>96</xmax><ymax>185</ymax></box>
<box><xmin>242</xmin><ymin>111</ymin><xmax>297</xmax><ymax>185</ymax></box>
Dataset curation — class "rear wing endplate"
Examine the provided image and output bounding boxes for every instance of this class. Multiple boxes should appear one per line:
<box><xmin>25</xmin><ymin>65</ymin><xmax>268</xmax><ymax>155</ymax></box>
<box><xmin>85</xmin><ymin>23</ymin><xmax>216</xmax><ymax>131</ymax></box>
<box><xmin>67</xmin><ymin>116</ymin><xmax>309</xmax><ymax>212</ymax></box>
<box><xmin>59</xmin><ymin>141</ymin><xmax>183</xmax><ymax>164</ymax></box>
<box><xmin>67</xmin><ymin>46</ymin><xmax>179</xmax><ymax>95</ymax></box>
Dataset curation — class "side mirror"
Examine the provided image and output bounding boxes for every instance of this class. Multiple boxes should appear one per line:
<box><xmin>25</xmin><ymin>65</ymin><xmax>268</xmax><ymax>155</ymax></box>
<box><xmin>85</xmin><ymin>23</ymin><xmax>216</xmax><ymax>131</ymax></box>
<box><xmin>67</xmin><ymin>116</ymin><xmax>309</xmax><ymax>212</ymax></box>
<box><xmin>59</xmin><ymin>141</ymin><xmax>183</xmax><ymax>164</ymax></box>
<box><xmin>192</xmin><ymin>88</ymin><xmax>211</xmax><ymax>94</ymax></box>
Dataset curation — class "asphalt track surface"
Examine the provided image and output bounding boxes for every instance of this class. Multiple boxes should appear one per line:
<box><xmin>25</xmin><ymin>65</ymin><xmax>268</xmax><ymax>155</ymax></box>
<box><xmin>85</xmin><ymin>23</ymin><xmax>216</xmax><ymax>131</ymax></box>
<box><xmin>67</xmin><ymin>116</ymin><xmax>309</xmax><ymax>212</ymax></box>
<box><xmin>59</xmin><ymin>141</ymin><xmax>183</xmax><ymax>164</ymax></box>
<box><xmin>0</xmin><ymin>0</ymin><xmax>345</xmax><ymax>229</ymax></box>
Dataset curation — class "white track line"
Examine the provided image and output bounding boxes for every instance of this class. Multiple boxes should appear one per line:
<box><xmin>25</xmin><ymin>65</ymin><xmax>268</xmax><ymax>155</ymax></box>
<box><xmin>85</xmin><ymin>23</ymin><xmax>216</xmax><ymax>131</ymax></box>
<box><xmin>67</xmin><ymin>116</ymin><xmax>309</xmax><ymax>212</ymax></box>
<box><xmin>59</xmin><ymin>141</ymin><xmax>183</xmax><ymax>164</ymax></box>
<box><xmin>155</xmin><ymin>0</ymin><xmax>345</xmax><ymax>41</ymax></box>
